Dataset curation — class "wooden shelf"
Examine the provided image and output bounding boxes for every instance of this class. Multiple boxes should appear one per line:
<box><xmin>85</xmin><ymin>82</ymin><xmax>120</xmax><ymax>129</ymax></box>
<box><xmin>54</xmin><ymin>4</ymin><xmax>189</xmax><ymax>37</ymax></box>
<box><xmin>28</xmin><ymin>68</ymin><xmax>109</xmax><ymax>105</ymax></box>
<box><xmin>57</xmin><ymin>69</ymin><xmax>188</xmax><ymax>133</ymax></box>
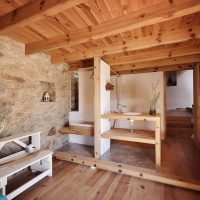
<box><xmin>58</xmin><ymin>128</ymin><xmax>94</xmax><ymax>137</ymax></box>
<box><xmin>101</xmin><ymin>128</ymin><xmax>155</xmax><ymax>144</ymax></box>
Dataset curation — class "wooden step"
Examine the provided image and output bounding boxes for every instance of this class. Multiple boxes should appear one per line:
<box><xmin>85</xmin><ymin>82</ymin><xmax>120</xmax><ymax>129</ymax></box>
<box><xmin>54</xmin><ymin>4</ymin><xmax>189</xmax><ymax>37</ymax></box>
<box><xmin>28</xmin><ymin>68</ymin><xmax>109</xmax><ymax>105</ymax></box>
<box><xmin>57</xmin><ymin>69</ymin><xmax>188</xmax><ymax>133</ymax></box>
<box><xmin>167</xmin><ymin>122</ymin><xmax>193</xmax><ymax>128</ymax></box>
<box><xmin>166</xmin><ymin>127</ymin><xmax>193</xmax><ymax>136</ymax></box>
<box><xmin>101</xmin><ymin>128</ymin><xmax>155</xmax><ymax>144</ymax></box>
<box><xmin>166</xmin><ymin>116</ymin><xmax>192</xmax><ymax>123</ymax></box>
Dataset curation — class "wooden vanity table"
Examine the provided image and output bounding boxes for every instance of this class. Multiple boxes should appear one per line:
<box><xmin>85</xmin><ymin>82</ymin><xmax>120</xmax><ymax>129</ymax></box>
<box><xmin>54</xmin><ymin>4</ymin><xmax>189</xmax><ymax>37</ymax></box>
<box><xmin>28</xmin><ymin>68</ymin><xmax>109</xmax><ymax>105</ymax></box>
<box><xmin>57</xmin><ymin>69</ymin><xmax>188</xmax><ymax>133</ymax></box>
<box><xmin>101</xmin><ymin>113</ymin><xmax>161</xmax><ymax>167</ymax></box>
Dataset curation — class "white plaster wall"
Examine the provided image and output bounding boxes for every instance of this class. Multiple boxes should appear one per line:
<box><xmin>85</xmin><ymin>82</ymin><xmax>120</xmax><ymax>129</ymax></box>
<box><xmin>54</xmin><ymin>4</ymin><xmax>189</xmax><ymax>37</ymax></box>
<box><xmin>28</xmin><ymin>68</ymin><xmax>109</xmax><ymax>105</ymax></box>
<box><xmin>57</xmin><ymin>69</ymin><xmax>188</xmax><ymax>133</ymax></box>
<box><xmin>166</xmin><ymin>70</ymin><xmax>193</xmax><ymax>110</ymax></box>
<box><xmin>110</xmin><ymin>72</ymin><xmax>165</xmax><ymax>139</ymax></box>
<box><xmin>69</xmin><ymin>70</ymin><xmax>94</xmax><ymax>146</ymax></box>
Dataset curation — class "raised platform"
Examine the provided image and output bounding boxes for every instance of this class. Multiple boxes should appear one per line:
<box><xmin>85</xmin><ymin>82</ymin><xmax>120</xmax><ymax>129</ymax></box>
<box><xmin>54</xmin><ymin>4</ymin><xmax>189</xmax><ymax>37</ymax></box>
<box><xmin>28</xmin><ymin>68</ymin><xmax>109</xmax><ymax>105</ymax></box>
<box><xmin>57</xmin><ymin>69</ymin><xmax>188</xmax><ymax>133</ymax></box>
<box><xmin>54</xmin><ymin>134</ymin><xmax>200</xmax><ymax>192</ymax></box>
<box><xmin>54</xmin><ymin>150</ymin><xmax>200</xmax><ymax>192</ymax></box>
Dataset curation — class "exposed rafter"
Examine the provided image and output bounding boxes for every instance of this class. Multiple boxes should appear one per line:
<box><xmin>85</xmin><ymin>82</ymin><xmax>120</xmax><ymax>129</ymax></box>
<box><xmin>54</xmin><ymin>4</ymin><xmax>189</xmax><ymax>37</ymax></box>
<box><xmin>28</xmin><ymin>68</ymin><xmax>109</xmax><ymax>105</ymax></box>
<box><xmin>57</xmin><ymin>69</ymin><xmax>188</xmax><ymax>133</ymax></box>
<box><xmin>102</xmin><ymin>39</ymin><xmax>200</xmax><ymax>66</ymax></box>
<box><xmin>25</xmin><ymin>0</ymin><xmax>200</xmax><ymax>55</ymax></box>
<box><xmin>111</xmin><ymin>54</ymin><xmax>200</xmax><ymax>72</ymax></box>
<box><xmin>115</xmin><ymin>63</ymin><xmax>194</xmax><ymax>75</ymax></box>
<box><xmin>66</xmin><ymin>59</ymin><xmax>94</xmax><ymax>72</ymax></box>
<box><xmin>0</xmin><ymin>0</ymin><xmax>88</xmax><ymax>34</ymax></box>
<box><xmin>49</xmin><ymin>25</ymin><xmax>200</xmax><ymax>62</ymax></box>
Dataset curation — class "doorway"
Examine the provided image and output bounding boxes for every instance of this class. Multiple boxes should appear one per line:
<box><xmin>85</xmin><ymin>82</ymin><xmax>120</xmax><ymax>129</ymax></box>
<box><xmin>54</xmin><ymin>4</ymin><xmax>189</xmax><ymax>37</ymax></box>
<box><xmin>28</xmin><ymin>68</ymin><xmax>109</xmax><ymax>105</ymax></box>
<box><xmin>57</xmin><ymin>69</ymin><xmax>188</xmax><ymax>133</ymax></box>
<box><xmin>164</xmin><ymin>70</ymin><xmax>194</xmax><ymax>138</ymax></box>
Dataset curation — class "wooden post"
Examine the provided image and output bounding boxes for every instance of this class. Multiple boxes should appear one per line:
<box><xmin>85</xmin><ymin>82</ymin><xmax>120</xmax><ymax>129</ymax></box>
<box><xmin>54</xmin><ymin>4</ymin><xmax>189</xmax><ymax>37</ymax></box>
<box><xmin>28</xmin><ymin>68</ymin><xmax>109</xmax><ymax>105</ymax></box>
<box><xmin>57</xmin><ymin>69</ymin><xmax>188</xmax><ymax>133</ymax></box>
<box><xmin>94</xmin><ymin>57</ymin><xmax>101</xmax><ymax>158</ymax></box>
<box><xmin>155</xmin><ymin>118</ymin><xmax>161</xmax><ymax>168</ymax></box>
<box><xmin>163</xmin><ymin>72</ymin><xmax>167</xmax><ymax>139</ymax></box>
<box><xmin>193</xmin><ymin>63</ymin><xmax>200</xmax><ymax>149</ymax></box>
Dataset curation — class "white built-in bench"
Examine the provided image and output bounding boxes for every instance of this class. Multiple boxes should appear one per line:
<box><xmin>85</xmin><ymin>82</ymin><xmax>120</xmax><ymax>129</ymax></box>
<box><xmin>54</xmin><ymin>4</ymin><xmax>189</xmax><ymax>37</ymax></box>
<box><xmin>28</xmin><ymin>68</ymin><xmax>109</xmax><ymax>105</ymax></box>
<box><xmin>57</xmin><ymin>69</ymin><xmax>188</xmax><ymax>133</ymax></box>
<box><xmin>0</xmin><ymin>131</ymin><xmax>52</xmax><ymax>200</ymax></box>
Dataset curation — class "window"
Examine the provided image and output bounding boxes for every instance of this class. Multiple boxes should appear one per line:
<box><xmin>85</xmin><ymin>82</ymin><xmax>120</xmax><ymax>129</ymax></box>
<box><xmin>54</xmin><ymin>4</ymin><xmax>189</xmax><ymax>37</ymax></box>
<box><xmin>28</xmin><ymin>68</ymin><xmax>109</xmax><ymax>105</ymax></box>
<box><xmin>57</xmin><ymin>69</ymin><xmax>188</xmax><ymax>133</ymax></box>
<box><xmin>71</xmin><ymin>72</ymin><xmax>79</xmax><ymax>111</ymax></box>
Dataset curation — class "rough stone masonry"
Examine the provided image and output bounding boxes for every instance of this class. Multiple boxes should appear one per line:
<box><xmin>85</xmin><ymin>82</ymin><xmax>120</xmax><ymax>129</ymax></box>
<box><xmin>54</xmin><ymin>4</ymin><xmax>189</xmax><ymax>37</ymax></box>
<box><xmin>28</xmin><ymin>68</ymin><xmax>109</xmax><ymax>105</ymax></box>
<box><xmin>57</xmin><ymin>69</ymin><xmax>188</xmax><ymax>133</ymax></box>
<box><xmin>0</xmin><ymin>36</ymin><xmax>70</xmax><ymax>156</ymax></box>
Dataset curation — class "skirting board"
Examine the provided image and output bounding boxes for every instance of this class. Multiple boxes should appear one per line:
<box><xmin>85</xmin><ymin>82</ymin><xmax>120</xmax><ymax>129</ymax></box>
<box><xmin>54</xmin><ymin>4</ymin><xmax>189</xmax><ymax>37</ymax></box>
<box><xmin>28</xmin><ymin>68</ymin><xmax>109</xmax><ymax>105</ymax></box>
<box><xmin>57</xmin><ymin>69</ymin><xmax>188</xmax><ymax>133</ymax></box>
<box><xmin>54</xmin><ymin>151</ymin><xmax>200</xmax><ymax>192</ymax></box>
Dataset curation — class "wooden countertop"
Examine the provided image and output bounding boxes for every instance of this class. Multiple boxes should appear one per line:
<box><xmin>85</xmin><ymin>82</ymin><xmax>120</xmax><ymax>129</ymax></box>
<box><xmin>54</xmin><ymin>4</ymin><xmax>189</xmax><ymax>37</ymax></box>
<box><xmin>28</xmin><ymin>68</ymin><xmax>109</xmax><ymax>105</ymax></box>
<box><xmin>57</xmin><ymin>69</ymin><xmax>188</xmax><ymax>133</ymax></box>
<box><xmin>101</xmin><ymin>113</ymin><xmax>160</xmax><ymax>121</ymax></box>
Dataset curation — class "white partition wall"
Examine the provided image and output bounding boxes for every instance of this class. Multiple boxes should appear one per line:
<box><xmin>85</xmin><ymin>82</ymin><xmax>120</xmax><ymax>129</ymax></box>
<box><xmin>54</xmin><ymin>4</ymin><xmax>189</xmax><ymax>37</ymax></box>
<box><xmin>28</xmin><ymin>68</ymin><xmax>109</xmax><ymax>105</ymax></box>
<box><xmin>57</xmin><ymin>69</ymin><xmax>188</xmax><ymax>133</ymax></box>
<box><xmin>100</xmin><ymin>60</ymin><xmax>111</xmax><ymax>155</ymax></box>
<box><xmin>94</xmin><ymin>57</ymin><xmax>111</xmax><ymax>158</ymax></box>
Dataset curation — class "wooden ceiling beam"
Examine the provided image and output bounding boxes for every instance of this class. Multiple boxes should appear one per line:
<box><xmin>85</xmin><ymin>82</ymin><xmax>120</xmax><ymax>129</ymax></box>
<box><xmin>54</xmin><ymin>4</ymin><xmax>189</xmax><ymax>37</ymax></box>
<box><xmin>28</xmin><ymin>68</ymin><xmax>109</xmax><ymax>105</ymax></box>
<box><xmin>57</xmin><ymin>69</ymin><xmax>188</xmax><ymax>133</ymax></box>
<box><xmin>103</xmin><ymin>39</ymin><xmax>200</xmax><ymax>66</ymax></box>
<box><xmin>112</xmin><ymin>54</ymin><xmax>200</xmax><ymax>72</ymax></box>
<box><xmin>51</xmin><ymin>25</ymin><xmax>200</xmax><ymax>63</ymax></box>
<box><xmin>66</xmin><ymin>59</ymin><xmax>94</xmax><ymax>72</ymax></box>
<box><xmin>0</xmin><ymin>0</ymin><xmax>88</xmax><ymax>34</ymax></box>
<box><xmin>115</xmin><ymin>64</ymin><xmax>194</xmax><ymax>75</ymax></box>
<box><xmin>25</xmin><ymin>0</ymin><xmax>200</xmax><ymax>55</ymax></box>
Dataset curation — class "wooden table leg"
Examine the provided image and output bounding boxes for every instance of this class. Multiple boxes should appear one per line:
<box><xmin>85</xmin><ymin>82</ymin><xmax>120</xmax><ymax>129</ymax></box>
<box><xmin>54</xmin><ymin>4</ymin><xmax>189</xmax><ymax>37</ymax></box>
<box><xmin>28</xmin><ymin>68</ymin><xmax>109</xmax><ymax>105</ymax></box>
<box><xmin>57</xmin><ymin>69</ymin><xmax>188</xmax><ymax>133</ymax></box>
<box><xmin>155</xmin><ymin>119</ymin><xmax>161</xmax><ymax>168</ymax></box>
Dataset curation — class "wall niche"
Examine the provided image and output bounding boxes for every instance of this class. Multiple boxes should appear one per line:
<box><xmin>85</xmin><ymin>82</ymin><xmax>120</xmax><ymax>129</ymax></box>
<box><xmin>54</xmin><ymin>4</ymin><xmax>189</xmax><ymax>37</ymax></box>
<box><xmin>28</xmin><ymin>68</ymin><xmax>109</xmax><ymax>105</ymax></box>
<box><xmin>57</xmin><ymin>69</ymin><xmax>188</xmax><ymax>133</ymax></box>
<box><xmin>40</xmin><ymin>81</ymin><xmax>56</xmax><ymax>102</ymax></box>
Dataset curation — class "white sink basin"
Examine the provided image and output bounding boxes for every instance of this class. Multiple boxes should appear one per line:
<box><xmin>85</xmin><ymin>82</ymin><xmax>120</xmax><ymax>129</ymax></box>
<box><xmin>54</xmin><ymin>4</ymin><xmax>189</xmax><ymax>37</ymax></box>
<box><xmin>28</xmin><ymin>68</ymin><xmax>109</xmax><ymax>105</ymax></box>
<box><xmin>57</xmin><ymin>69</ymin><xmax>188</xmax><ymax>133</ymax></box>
<box><xmin>123</xmin><ymin>112</ymin><xmax>141</xmax><ymax>116</ymax></box>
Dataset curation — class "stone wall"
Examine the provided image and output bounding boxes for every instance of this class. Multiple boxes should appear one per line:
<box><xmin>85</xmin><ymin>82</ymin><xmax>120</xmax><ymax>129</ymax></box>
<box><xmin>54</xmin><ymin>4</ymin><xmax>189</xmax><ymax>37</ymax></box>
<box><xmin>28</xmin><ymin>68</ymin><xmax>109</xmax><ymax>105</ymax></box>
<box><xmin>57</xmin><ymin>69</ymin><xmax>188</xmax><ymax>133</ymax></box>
<box><xmin>0</xmin><ymin>36</ymin><xmax>70</xmax><ymax>155</ymax></box>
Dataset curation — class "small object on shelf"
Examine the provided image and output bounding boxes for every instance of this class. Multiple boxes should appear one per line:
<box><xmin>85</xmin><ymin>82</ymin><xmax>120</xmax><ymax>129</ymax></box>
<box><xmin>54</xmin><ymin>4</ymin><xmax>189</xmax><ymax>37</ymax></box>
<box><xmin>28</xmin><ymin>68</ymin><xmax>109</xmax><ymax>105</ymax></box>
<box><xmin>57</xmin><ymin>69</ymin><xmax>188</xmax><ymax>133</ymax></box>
<box><xmin>43</xmin><ymin>92</ymin><xmax>50</xmax><ymax>102</ymax></box>
<box><xmin>105</xmin><ymin>82</ymin><xmax>114</xmax><ymax>91</ymax></box>
<box><xmin>26</xmin><ymin>144</ymin><xmax>36</xmax><ymax>153</ymax></box>
<box><xmin>149</xmin><ymin>80</ymin><xmax>160</xmax><ymax>115</ymax></box>
<box><xmin>149</xmin><ymin>109</ymin><xmax>156</xmax><ymax>116</ymax></box>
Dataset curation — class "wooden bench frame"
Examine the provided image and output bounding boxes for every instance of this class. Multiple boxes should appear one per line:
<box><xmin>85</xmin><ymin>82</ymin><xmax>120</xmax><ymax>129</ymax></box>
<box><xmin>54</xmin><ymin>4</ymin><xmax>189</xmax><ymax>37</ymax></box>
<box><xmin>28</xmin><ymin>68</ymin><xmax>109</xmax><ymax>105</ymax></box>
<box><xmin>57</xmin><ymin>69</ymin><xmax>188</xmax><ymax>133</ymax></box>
<box><xmin>0</xmin><ymin>132</ymin><xmax>52</xmax><ymax>200</ymax></box>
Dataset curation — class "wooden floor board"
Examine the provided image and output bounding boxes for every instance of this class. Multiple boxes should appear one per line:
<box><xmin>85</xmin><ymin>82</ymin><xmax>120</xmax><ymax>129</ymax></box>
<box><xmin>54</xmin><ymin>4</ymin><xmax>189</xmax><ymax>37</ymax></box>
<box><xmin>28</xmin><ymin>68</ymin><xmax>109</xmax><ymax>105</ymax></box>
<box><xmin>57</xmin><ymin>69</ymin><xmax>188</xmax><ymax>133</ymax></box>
<box><xmin>12</xmin><ymin>160</ymin><xmax>200</xmax><ymax>200</ymax></box>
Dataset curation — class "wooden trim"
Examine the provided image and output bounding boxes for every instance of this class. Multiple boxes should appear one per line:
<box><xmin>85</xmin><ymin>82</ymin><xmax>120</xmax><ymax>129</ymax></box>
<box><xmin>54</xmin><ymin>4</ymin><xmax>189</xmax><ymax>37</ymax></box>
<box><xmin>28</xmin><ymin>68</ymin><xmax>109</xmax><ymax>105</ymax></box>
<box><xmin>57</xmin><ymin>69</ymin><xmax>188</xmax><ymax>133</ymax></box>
<box><xmin>50</xmin><ymin>26</ymin><xmax>200</xmax><ymax>62</ymax></box>
<box><xmin>0</xmin><ymin>0</ymin><xmax>87</xmax><ymax>34</ymax></box>
<box><xmin>112</xmin><ymin>55</ymin><xmax>200</xmax><ymax>72</ymax></box>
<box><xmin>26</xmin><ymin>0</ymin><xmax>200</xmax><ymax>55</ymax></box>
<box><xmin>193</xmin><ymin>63</ymin><xmax>200</xmax><ymax>149</ymax></box>
<box><xmin>54</xmin><ymin>151</ymin><xmax>200</xmax><ymax>192</ymax></box>
<box><xmin>94</xmin><ymin>57</ymin><xmax>101</xmax><ymax>158</ymax></box>
<box><xmin>163</xmin><ymin>72</ymin><xmax>167</xmax><ymax>139</ymax></box>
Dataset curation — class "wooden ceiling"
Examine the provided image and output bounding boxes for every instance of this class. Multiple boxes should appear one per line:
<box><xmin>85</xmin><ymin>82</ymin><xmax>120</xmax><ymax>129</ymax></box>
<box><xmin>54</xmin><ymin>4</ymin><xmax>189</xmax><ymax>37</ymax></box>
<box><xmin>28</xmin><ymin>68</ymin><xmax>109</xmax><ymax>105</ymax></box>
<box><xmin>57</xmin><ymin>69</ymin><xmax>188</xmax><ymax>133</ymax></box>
<box><xmin>0</xmin><ymin>0</ymin><xmax>200</xmax><ymax>75</ymax></box>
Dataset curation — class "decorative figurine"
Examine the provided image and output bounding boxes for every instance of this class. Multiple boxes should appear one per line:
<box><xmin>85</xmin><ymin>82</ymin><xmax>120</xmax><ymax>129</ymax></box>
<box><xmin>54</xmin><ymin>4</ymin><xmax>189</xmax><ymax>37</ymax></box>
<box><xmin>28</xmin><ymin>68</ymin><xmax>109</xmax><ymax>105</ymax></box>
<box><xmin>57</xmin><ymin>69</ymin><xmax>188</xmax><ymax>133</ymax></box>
<box><xmin>43</xmin><ymin>92</ymin><xmax>50</xmax><ymax>102</ymax></box>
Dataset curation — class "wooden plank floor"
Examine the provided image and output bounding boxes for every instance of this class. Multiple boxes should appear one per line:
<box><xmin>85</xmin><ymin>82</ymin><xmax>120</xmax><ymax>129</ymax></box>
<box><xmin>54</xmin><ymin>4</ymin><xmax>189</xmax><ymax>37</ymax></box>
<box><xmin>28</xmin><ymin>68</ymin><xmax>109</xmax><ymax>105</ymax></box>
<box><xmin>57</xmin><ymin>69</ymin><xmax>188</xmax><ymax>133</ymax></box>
<box><xmin>12</xmin><ymin>160</ymin><xmax>200</xmax><ymax>200</ymax></box>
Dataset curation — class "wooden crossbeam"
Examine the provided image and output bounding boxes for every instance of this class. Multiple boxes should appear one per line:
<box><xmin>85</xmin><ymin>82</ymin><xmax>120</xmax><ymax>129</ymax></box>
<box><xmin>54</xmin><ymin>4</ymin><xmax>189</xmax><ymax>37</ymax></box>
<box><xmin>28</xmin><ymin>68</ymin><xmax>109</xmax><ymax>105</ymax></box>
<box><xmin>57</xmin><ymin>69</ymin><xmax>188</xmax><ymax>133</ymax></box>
<box><xmin>51</xmin><ymin>25</ymin><xmax>200</xmax><ymax>63</ymax></box>
<box><xmin>112</xmin><ymin>54</ymin><xmax>200</xmax><ymax>72</ymax></box>
<box><xmin>0</xmin><ymin>0</ymin><xmax>88</xmax><ymax>34</ymax></box>
<box><xmin>25</xmin><ymin>0</ymin><xmax>200</xmax><ymax>55</ymax></box>
<box><xmin>103</xmin><ymin>39</ymin><xmax>200</xmax><ymax>66</ymax></box>
<box><xmin>66</xmin><ymin>59</ymin><xmax>94</xmax><ymax>72</ymax></box>
<box><xmin>115</xmin><ymin>64</ymin><xmax>194</xmax><ymax>75</ymax></box>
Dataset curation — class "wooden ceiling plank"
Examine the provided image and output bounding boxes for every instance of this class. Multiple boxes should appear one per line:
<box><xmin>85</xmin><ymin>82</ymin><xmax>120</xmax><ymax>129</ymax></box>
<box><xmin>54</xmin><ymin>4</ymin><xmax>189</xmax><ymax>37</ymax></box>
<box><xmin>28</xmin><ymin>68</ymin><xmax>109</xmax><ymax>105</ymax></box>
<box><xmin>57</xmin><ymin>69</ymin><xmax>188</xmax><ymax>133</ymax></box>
<box><xmin>50</xmin><ymin>25</ymin><xmax>200</xmax><ymax>63</ymax></box>
<box><xmin>25</xmin><ymin>0</ymin><xmax>200</xmax><ymax>54</ymax></box>
<box><xmin>104</xmin><ymin>43</ymin><xmax>200</xmax><ymax>65</ymax></box>
<box><xmin>112</xmin><ymin>54</ymin><xmax>200</xmax><ymax>71</ymax></box>
<box><xmin>102</xmin><ymin>39</ymin><xmax>200</xmax><ymax>65</ymax></box>
<box><xmin>117</xmin><ymin>63</ymin><xmax>194</xmax><ymax>75</ymax></box>
<box><xmin>0</xmin><ymin>0</ymin><xmax>88</xmax><ymax>34</ymax></box>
